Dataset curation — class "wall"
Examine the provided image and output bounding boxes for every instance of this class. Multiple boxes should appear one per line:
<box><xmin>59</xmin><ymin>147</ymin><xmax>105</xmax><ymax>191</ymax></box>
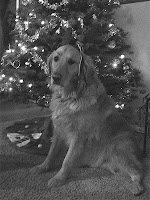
<box><xmin>115</xmin><ymin>2</ymin><xmax>150</xmax><ymax>92</ymax></box>
<box><xmin>0</xmin><ymin>17</ymin><xmax>3</xmax><ymax>59</ymax></box>
<box><xmin>0</xmin><ymin>0</ymin><xmax>15</xmax><ymax>59</ymax></box>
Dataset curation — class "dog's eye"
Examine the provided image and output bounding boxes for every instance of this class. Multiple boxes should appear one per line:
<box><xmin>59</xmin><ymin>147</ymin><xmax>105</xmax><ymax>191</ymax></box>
<box><xmin>54</xmin><ymin>56</ymin><xmax>59</xmax><ymax>62</ymax></box>
<box><xmin>68</xmin><ymin>59</ymin><xmax>75</xmax><ymax>65</ymax></box>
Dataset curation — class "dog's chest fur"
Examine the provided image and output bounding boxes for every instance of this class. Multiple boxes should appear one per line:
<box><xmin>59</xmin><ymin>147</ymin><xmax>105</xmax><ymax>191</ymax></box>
<box><xmin>50</xmin><ymin>90</ymin><xmax>102</xmax><ymax>143</ymax></box>
<box><xmin>50</xmin><ymin>87</ymin><xmax>125</xmax><ymax>146</ymax></box>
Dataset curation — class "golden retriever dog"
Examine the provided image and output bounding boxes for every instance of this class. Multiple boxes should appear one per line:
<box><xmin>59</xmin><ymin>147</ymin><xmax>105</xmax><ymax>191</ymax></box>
<box><xmin>31</xmin><ymin>44</ymin><xmax>144</xmax><ymax>195</ymax></box>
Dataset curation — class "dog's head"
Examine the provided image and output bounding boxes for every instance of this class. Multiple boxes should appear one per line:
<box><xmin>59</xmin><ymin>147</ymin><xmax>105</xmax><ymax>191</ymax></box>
<box><xmin>47</xmin><ymin>45</ymin><xmax>101</xmax><ymax>98</ymax></box>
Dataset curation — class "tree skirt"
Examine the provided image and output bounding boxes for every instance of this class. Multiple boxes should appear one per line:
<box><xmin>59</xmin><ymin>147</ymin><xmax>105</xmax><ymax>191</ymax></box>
<box><xmin>4</xmin><ymin>117</ymin><xmax>53</xmax><ymax>155</ymax></box>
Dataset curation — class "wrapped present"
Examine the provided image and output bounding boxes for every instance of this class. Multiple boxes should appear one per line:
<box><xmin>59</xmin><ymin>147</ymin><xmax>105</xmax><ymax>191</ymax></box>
<box><xmin>5</xmin><ymin>116</ymin><xmax>53</xmax><ymax>155</ymax></box>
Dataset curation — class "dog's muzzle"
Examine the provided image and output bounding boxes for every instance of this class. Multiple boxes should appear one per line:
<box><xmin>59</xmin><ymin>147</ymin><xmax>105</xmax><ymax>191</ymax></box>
<box><xmin>52</xmin><ymin>73</ymin><xmax>62</xmax><ymax>85</ymax></box>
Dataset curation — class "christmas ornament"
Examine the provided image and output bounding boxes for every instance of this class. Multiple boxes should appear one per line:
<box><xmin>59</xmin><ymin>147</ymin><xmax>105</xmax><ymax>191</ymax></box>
<box><xmin>24</xmin><ymin>21</ymin><xmax>30</xmax><ymax>31</ymax></box>
<box><xmin>12</xmin><ymin>60</ymin><xmax>21</xmax><ymax>69</ymax></box>
<box><xmin>108</xmin><ymin>0</ymin><xmax>120</xmax><ymax>6</ymax></box>
<box><xmin>93</xmin><ymin>14</ymin><xmax>97</xmax><ymax>20</ymax></box>
<box><xmin>108</xmin><ymin>23</ymin><xmax>114</xmax><ymax>28</ymax></box>
<box><xmin>95</xmin><ymin>56</ymin><xmax>101</xmax><ymax>63</ymax></box>
<box><xmin>25</xmin><ymin>61</ymin><xmax>30</xmax><ymax>66</ymax></box>
<box><xmin>113</xmin><ymin>0</ymin><xmax>120</xmax><ymax>5</ymax></box>
<box><xmin>109</xmin><ymin>27</ymin><xmax>118</xmax><ymax>36</ymax></box>
<box><xmin>29</xmin><ymin>12</ymin><xmax>36</xmax><ymax>18</ymax></box>
<box><xmin>37</xmin><ymin>95</ymin><xmax>51</xmax><ymax>107</ymax></box>
<box><xmin>32</xmin><ymin>133</ymin><xmax>42</xmax><ymax>139</ymax></box>
<box><xmin>108</xmin><ymin>41</ymin><xmax>116</xmax><ymax>49</ymax></box>
<box><xmin>123</xmin><ymin>65</ymin><xmax>130</xmax><ymax>71</ymax></box>
<box><xmin>22</xmin><ymin>0</ymin><xmax>33</xmax><ymax>6</ymax></box>
<box><xmin>38</xmin><ymin>144</ymin><xmax>42</xmax><ymax>148</ymax></box>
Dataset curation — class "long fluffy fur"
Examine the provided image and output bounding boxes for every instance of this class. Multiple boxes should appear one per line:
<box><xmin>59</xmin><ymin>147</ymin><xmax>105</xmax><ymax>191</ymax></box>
<box><xmin>31</xmin><ymin>45</ymin><xmax>144</xmax><ymax>195</ymax></box>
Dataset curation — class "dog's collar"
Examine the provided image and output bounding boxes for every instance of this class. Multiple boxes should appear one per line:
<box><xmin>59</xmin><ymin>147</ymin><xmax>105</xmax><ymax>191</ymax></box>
<box><xmin>75</xmin><ymin>42</ymin><xmax>88</xmax><ymax>97</ymax></box>
<box><xmin>76</xmin><ymin>42</ymin><xmax>84</xmax><ymax>77</ymax></box>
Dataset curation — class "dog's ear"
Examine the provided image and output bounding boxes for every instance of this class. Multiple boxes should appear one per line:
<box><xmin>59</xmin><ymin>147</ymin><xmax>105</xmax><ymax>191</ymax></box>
<box><xmin>82</xmin><ymin>55</ymin><xmax>96</xmax><ymax>85</ymax></box>
<box><xmin>76</xmin><ymin>55</ymin><xmax>96</xmax><ymax>97</ymax></box>
<box><xmin>76</xmin><ymin>55</ymin><xmax>105</xmax><ymax>98</ymax></box>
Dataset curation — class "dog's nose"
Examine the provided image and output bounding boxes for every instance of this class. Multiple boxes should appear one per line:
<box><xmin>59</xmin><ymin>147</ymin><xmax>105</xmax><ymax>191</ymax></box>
<box><xmin>52</xmin><ymin>73</ymin><xmax>61</xmax><ymax>85</ymax></box>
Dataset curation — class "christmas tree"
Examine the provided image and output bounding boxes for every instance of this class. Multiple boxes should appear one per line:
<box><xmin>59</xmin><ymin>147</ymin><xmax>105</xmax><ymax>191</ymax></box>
<box><xmin>0</xmin><ymin>0</ymin><xmax>143</xmax><ymax>110</ymax></box>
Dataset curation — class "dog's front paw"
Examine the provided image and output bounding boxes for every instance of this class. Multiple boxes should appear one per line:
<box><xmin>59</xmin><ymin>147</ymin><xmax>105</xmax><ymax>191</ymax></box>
<box><xmin>30</xmin><ymin>164</ymin><xmax>50</xmax><ymax>174</ymax></box>
<box><xmin>48</xmin><ymin>174</ymin><xmax>67</xmax><ymax>189</ymax></box>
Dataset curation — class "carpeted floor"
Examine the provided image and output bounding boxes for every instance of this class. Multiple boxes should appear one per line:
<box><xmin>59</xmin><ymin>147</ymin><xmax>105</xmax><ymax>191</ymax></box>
<box><xmin>1</xmin><ymin>103</ymin><xmax>150</xmax><ymax>200</ymax></box>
